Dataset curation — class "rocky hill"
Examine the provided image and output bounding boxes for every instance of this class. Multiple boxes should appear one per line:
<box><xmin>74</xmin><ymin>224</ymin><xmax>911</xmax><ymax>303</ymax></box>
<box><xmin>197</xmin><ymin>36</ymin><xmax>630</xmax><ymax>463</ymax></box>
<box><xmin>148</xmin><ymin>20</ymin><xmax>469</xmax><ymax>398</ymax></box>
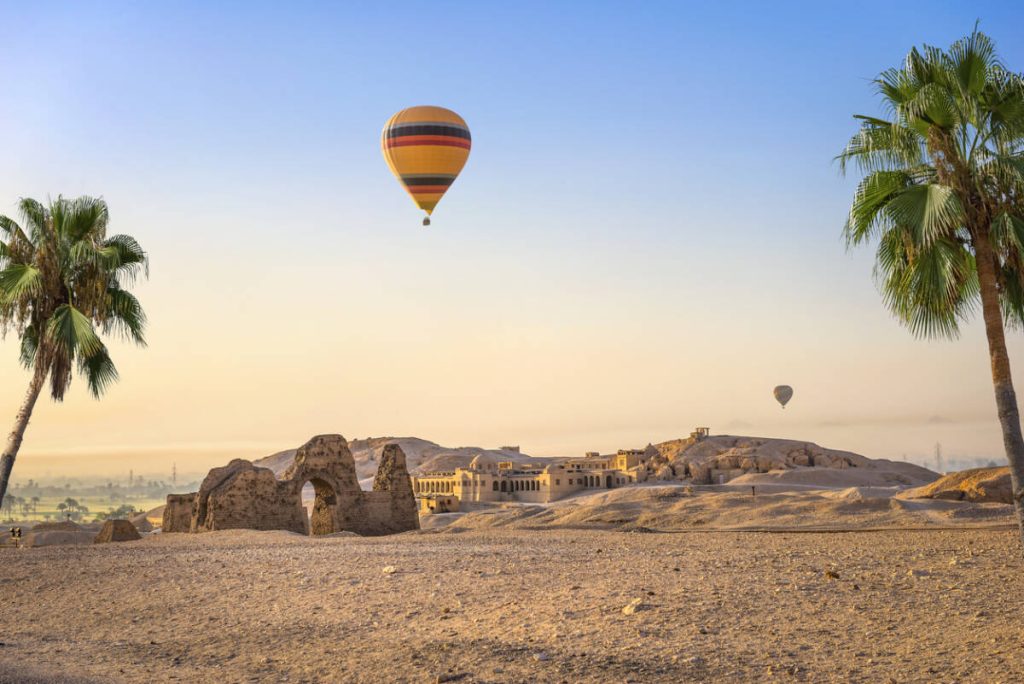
<box><xmin>252</xmin><ymin>433</ymin><xmax>937</xmax><ymax>490</ymax></box>
<box><xmin>643</xmin><ymin>434</ymin><xmax>937</xmax><ymax>487</ymax></box>
<box><xmin>899</xmin><ymin>466</ymin><xmax>1013</xmax><ymax>504</ymax></box>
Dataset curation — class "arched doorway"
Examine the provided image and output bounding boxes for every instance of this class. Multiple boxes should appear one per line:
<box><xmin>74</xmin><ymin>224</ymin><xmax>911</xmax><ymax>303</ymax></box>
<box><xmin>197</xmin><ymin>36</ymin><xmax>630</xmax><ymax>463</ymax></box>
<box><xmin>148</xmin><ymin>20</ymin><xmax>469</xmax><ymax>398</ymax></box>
<box><xmin>302</xmin><ymin>478</ymin><xmax>338</xmax><ymax>535</ymax></box>
<box><xmin>605</xmin><ymin>475</ymin><xmax>613</xmax><ymax>488</ymax></box>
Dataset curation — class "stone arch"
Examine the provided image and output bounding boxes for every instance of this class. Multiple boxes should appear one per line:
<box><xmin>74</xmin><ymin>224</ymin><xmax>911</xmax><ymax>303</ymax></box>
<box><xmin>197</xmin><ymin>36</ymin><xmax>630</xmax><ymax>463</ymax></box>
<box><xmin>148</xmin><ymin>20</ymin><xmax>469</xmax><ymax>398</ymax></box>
<box><xmin>501</xmin><ymin>481</ymin><xmax>507</xmax><ymax>492</ymax></box>
<box><xmin>301</xmin><ymin>477</ymin><xmax>339</xmax><ymax>535</ymax></box>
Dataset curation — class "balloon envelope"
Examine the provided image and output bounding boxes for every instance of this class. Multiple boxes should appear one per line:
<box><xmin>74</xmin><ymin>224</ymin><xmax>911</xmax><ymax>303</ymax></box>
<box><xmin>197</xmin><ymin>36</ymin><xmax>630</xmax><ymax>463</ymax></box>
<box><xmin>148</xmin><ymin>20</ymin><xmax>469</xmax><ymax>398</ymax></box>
<box><xmin>381</xmin><ymin>105</ymin><xmax>471</xmax><ymax>219</ymax></box>
<box><xmin>773</xmin><ymin>385</ymin><xmax>793</xmax><ymax>408</ymax></box>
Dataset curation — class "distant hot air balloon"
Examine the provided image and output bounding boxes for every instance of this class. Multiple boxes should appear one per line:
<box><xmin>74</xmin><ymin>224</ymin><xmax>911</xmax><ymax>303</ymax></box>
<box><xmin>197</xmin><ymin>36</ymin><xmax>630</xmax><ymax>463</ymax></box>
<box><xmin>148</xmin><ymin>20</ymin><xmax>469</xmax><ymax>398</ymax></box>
<box><xmin>381</xmin><ymin>105</ymin><xmax>471</xmax><ymax>226</ymax></box>
<box><xmin>773</xmin><ymin>385</ymin><xmax>794</xmax><ymax>409</ymax></box>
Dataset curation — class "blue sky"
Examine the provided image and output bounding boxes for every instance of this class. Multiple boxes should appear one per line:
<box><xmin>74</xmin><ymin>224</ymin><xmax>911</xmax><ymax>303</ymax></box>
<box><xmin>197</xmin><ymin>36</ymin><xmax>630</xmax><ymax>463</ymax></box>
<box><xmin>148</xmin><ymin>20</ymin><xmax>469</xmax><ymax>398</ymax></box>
<box><xmin>1</xmin><ymin>1</ymin><xmax>1023</xmax><ymax>478</ymax></box>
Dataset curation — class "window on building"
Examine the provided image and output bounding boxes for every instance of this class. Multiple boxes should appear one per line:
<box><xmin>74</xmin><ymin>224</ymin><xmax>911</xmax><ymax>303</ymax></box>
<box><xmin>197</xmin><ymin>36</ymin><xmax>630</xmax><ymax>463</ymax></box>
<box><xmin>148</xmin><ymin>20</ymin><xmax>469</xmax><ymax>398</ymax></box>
<box><xmin>556</xmin><ymin>479</ymin><xmax>560</xmax><ymax>486</ymax></box>
<box><xmin>493</xmin><ymin>481</ymin><xmax>499</xmax><ymax>491</ymax></box>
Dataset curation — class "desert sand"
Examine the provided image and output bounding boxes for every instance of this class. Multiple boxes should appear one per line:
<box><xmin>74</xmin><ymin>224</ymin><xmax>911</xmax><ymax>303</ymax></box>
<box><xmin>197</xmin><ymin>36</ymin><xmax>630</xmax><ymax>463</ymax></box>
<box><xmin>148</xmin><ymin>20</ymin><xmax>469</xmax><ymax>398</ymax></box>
<box><xmin>417</xmin><ymin>484</ymin><xmax>1016</xmax><ymax>533</ymax></box>
<box><xmin>1</xmin><ymin>527</ymin><xmax>1022</xmax><ymax>683</ymax></box>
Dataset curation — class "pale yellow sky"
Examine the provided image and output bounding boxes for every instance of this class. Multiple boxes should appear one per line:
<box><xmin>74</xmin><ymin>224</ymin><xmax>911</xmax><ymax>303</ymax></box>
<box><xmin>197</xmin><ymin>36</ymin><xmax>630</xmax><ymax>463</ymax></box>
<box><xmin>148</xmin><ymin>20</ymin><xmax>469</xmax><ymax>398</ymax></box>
<box><xmin>1</xmin><ymin>203</ymin><xmax>1018</xmax><ymax>481</ymax></box>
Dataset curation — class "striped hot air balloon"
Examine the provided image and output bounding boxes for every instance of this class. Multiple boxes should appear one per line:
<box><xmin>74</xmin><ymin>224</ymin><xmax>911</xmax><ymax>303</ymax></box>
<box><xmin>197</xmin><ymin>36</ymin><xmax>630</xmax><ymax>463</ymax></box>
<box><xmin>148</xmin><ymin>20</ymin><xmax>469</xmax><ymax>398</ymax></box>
<box><xmin>773</xmin><ymin>385</ymin><xmax>794</xmax><ymax>409</ymax></box>
<box><xmin>381</xmin><ymin>105</ymin><xmax>471</xmax><ymax>226</ymax></box>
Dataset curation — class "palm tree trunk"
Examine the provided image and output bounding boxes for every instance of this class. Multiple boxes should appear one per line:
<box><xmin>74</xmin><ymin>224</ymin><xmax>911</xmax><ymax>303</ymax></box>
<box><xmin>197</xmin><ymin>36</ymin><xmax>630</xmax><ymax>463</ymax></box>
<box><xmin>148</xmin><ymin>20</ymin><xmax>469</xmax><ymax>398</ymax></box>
<box><xmin>0</xmin><ymin>361</ymin><xmax>48</xmax><ymax>505</ymax></box>
<box><xmin>974</xmin><ymin>229</ymin><xmax>1024</xmax><ymax>548</ymax></box>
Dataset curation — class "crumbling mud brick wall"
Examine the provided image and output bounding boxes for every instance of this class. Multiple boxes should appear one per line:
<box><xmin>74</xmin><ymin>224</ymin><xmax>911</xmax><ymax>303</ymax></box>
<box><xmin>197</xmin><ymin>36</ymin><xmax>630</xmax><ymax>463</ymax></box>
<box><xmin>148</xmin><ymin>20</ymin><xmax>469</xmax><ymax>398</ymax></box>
<box><xmin>163</xmin><ymin>434</ymin><xmax>419</xmax><ymax>536</ymax></box>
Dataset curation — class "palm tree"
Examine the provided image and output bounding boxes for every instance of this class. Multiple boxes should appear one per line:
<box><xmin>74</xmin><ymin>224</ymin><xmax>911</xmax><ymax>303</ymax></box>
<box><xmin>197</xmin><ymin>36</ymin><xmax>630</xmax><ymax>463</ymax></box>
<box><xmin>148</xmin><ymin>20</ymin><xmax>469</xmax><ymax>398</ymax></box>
<box><xmin>0</xmin><ymin>196</ymin><xmax>148</xmax><ymax>504</ymax></box>
<box><xmin>838</xmin><ymin>28</ymin><xmax>1024</xmax><ymax>544</ymax></box>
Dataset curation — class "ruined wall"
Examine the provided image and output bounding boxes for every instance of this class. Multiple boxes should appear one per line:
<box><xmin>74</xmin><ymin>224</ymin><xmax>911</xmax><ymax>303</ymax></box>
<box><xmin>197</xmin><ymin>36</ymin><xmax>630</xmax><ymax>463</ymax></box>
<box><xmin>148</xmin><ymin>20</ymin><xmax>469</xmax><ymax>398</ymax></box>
<box><xmin>163</xmin><ymin>493</ymin><xmax>198</xmax><ymax>533</ymax></box>
<box><xmin>94</xmin><ymin>519</ymin><xmax>142</xmax><ymax>543</ymax></box>
<box><xmin>370</xmin><ymin>443</ymin><xmax>420</xmax><ymax>534</ymax></box>
<box><xmin>193</xmin><ymin>459</ymin><xmax>301</xmax><ymax>533</ymax></box>
<box><xmin>166</xmin><ymin>434</ymin><xmax>418</xmax><ymax>536</ymax></box>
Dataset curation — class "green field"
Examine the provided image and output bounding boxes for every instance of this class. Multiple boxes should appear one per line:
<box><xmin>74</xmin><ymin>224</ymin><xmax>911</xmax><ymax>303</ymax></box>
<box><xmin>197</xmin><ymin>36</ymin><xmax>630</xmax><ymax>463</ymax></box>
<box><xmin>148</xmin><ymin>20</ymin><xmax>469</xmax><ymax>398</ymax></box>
<box><xmin>2</xmin><ymin>493</ymin><xmax>167</xmax><ymax>523</ymax></box>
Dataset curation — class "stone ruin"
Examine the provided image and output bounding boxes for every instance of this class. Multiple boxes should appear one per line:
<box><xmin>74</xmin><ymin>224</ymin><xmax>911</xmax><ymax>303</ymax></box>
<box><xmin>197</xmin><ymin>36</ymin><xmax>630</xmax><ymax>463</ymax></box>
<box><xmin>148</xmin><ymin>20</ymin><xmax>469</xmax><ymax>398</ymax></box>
<box><xmin>162</xmin><ymin>434</ymin><xmax>419</xmax><ymax>536</ymax></box>
<box><xmin>94</xmin><ymin>519</ymin><xmax>142</xmax><ymax>543</ymax></box>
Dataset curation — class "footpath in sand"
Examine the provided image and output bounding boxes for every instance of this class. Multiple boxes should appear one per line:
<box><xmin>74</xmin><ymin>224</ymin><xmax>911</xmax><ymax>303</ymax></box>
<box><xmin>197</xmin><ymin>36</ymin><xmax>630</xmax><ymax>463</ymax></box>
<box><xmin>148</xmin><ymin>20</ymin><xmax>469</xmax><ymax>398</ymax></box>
<box><xmin>1</xmin><ymin>528</ymin><xmax>1022</xmax><ymax>683</ymax></box>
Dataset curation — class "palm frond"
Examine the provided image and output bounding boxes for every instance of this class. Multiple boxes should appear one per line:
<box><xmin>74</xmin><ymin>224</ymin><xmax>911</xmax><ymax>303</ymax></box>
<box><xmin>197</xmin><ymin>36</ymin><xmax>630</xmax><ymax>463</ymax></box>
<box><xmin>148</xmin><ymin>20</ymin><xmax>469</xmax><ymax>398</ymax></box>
<box><xmin>104</xmin><ymin>286</ymin><xmax>147</xmax><ymax>345</ymax></box>
<box><xmin>836</xmin><ymin>120</ymin><xmax>922</xmax><ymax>175</ymax></box>
<box><xmin>949</xmin><ymin>28</ymin><xmax>996</xmax><ymax>96</ymax></box>
<box><xmin>844</xmin><ymin>171</ymin><xmax>908</xmax><ymax>245</ymax></box>
<box><xmin>45</xmin><ymin>304</ymin><xmax>103</xmax><ymax>360</ymax></box>
<box><xmin>0</xmin><ymin>263</ymin><xmax>43</xmax><ymax>303</ymax></box>
<box><xmin>100</xmin><ymin>234</ymin><xmax>149</xmax><ymax>281</ymax></box>
<box><xmin>59</xmin><ymin>196</ymin><xmax>109</xmax><ymax>243</ymax></box>
<box><xmin>18</xmin><ymin>324</ymin><xmax>38</xmax><ymax>368</ymax></box>
<box><xmin>78</xmin><ymin>345</ymin><xmax>119</xmax><ymax>399</ymax></box>
<box><xmin>884</xmin><ymin>183</ymin><xmax>965</xmax><ymax>247</ymax></box>
<box><xmin>875</xmin><ymin>232</ymin><xmax>976</xmax><ymax>339</ymax></box>
<box><xmin>0</xmin><ymin>216</ymin><xmax>31</xmax><ymax>246</ymax></box>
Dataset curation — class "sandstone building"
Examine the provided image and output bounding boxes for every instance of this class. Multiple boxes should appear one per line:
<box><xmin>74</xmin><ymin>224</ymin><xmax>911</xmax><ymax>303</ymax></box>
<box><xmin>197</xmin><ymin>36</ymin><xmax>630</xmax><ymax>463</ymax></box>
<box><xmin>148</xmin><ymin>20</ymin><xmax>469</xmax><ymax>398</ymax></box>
<box><xmin>163</xmin><ymin>434</ymin><xmax>418</xmax><ymax>536</ymax></box>
<box><xmin>413</xmin><ymin>449</ymin><xmax>647</xmax><ymax>506</ymax></box>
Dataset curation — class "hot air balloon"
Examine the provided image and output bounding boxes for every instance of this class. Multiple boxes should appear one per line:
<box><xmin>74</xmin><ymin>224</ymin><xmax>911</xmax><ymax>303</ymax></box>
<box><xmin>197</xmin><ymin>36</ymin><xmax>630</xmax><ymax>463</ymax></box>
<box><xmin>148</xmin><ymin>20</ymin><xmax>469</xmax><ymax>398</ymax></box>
<box><xmin>381</xmin><ymin>105</ymin><xmax>471</xmax><ymax>226</ymax></box>
<box><xmin>773</xmin><ymin>385</ymin><xmax>794</xmax><ymax>409</ymax></box>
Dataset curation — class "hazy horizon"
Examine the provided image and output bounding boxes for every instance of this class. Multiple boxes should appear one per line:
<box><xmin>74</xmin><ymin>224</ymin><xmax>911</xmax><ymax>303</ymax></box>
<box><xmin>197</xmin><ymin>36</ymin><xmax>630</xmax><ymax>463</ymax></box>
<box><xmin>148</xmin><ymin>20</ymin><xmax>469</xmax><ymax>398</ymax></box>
<box><xmin>2</xmin><ymin>2</ymin><xmax>1023</xmax><ymax>482</ymax></box>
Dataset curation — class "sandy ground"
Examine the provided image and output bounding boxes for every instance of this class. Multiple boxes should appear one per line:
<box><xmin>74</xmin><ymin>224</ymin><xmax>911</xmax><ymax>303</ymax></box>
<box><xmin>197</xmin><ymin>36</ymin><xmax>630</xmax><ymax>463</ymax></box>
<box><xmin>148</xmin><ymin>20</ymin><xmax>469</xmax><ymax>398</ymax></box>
<box><xmin>1</xmin><ymin>527</ymin><xmax>1022</xmax><ymax>683</ymax></box>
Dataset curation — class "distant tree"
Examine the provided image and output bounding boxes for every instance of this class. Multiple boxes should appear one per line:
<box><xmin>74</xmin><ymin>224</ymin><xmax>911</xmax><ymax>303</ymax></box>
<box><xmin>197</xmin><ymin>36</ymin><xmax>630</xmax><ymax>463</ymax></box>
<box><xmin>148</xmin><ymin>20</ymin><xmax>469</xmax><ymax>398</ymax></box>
<box><xmin>0</xmin><ymin>196</ymin><xmax>148</xmax><ymax>506</ymax></box>
<box><xmin>100</xmin><ymin>503</ymin><xmax>137</xmax><ymax>520</ymax></box>
<box><xmin>838</xmin><ymin>28</ymin><xmax>1024</xmax><ymax>546</ymax></box>
<box><xmin>29</xmin><ymin>495</ymin><xmax>38</xmax><ymax>515</ymax></box>
<box><xmin>56</xmin><ymin>501</ymin><xmax>67</xmax><ymax>518</ymax></box>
